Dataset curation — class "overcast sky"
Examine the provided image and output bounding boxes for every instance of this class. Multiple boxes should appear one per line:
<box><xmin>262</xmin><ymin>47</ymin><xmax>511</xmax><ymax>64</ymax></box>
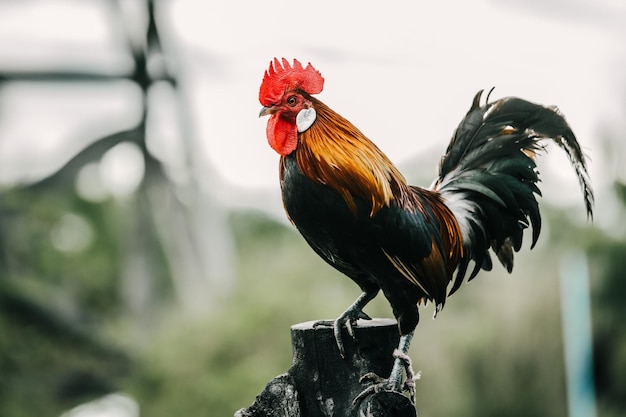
<box><xmin>0</xmin><ymin>0</ymin><xmax>624</xmax><ymax>220</ymax></box>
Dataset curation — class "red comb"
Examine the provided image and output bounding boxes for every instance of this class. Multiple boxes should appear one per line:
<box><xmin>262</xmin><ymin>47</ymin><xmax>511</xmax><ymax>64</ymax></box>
<box><xmin>259</xmin><ymin>58</ymin><xmax>324</xmax><ymax>107</ymax></box>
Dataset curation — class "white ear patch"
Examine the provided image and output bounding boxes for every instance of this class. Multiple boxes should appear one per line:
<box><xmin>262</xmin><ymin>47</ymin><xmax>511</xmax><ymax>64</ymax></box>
<box><xmin>296</xmin><ymin>108</ymin><xmax>316</xmax><ymax>133</ymax></box>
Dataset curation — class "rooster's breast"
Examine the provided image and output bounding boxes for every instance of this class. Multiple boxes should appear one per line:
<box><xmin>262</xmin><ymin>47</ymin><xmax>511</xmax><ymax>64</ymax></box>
<box><xmin>280</xmin><ymin>153</ymin><xmax>361</xmax><ymax>245</ymax></box>
<box><xmin>279</xmin><ymin>153</ymin><xmax>378</xmax><ymax>279</ymax></box>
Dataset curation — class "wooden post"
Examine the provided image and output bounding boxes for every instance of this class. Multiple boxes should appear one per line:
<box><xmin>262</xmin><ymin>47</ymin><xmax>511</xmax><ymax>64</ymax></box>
<box><xmin>236</xmin><ymin>318</ymin><xmax>417</xmax><ymax>417</ymax></box>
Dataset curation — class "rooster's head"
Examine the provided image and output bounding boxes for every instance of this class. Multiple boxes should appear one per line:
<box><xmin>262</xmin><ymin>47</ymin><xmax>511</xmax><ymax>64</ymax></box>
<box><xmin>259</xmin><ymin>58</ymin><xmax>324</xmax><ymax>156</ymax></box>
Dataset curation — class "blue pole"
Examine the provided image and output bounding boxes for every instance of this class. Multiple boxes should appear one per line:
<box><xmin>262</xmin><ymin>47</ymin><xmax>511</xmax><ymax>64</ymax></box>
<box><xmin>559</xmin><ymin>251</ymin><xmax>597</xmax><ymax>417</ymax></box>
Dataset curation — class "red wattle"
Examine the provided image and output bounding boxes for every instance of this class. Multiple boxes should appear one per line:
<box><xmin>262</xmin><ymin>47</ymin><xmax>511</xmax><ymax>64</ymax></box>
<box><xmin>267</xmin><ymin>114</ymin><xmax>298</xmax><ymax>156</ymax></box>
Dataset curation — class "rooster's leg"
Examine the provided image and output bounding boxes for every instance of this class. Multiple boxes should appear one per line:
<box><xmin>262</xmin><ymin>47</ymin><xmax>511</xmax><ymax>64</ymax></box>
<box><xmin>353</xmin><ymin>331</ymin><xmax>418</xmax><ymax>405</ymax></box>
<box><xmin>313</xmin><ymin>289</ymin><xmax>378</xmax><ymax>357</ymax></box>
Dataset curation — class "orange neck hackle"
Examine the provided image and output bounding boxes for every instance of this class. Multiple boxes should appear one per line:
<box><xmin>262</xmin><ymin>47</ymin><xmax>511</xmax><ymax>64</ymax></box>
<box><xmin>294</xmin><ymin>98</ymin><xmax>408</xmax><ymax>216</ymax></box>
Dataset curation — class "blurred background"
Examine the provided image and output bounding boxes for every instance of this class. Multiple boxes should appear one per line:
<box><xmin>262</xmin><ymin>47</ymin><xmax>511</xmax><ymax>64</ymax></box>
<box><xmin>0</xmin><ymin>0</ymin><xmax>624</xmax><ymax>416</ymax></box>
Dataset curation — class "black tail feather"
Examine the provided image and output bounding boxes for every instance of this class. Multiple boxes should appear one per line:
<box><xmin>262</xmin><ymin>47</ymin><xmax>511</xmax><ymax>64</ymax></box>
<box><xmin>436</xmin><ymin>90</ymin><xmax>594</xmax><ymax>296</ymax></box>
<box><xmin>485</xmin><ymin>95</ymin><xmax>594</xmax><ymax>218</ymax></box>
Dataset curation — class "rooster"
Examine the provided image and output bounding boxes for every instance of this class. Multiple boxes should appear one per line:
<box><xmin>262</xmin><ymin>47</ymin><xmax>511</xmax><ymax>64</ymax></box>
<box><xmin>258</xmin><ymin>58</ymin><xmax>593</xmax><ymax>404</ymax></box>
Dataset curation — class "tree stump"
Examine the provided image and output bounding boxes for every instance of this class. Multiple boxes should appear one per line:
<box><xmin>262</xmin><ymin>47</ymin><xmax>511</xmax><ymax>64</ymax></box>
<box><xmin>236</xmin><ymin>318</ymin><xmax>417</xmax><ymax>417</ymax></box>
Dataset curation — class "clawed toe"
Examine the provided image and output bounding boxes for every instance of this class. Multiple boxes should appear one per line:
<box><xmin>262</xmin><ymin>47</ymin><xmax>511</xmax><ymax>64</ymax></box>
<box><xmin>313</xmin><ymin>309</ymin><xmax>371</xmax><ymax>358</ymax></box>
<box><xmin>353</xmin><ymin>340</ymin><xmax>419</xmax><ymax>407</ymax></box>
<box><xmin>353</xmin><ymin>372</ymin><xmax>418</xmax><ymax>407</ymax></box>
<box><xmin>359</xmin><ymin>372</ymin><xmax>385</xmax><ymax>385</ymax></box>
<box><xmin>352</xmin><ymin>372</ymin><xmax>401</xmax><ymax>406</ymax></box>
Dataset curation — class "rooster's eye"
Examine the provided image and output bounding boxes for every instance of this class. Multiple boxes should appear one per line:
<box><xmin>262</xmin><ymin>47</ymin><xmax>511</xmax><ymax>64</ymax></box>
<box><xmin>286</xmin><ymin>96</ymin><xmax>298</xmax><ymax>107</ymax></box>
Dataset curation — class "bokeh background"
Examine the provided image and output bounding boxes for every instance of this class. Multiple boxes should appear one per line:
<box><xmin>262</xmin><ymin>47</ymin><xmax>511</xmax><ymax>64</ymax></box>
<box><xmin>0</xmin><ymin>1</ymin><xmax>625</xmax><ymax>416</ymax></box>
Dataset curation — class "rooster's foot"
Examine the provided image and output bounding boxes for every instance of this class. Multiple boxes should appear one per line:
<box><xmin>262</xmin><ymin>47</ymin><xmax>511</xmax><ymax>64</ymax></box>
<box><xmin>313</xmin><ymin>307</ymin><xmax>371</xmax><ymax>358</ymax></box>
<box><xmin>313</xmin><ymin>290</ymin><xmax>377</xmax><ymax>357</ymax></box>
<box><xmin>353</xmin><ymin>347</ymin><xmax>420</xmax><ymax>406</ymax></box>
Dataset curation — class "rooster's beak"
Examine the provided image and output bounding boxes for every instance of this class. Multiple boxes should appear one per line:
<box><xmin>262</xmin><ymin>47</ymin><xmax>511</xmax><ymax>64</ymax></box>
<box><xmin>259</xmin><ymin>106</ymin><xmax>276</xmax><ymax>117</ymax></box>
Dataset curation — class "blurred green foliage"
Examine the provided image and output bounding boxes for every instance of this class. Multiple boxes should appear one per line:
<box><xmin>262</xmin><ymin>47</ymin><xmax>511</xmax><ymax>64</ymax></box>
<box><xmin>0</xmin><ymin>188</ymin><xmax>131</xmax><ymax>417</ymax></box>
<box><xmin>588</xmin><ymin>183</ymin><xmax>626</xmax><ymax>417</ymax></box>
<box><xmin>1</xmin><ymin>178</ymin><xmax>624</xmax><ymax>416</ymax></box>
